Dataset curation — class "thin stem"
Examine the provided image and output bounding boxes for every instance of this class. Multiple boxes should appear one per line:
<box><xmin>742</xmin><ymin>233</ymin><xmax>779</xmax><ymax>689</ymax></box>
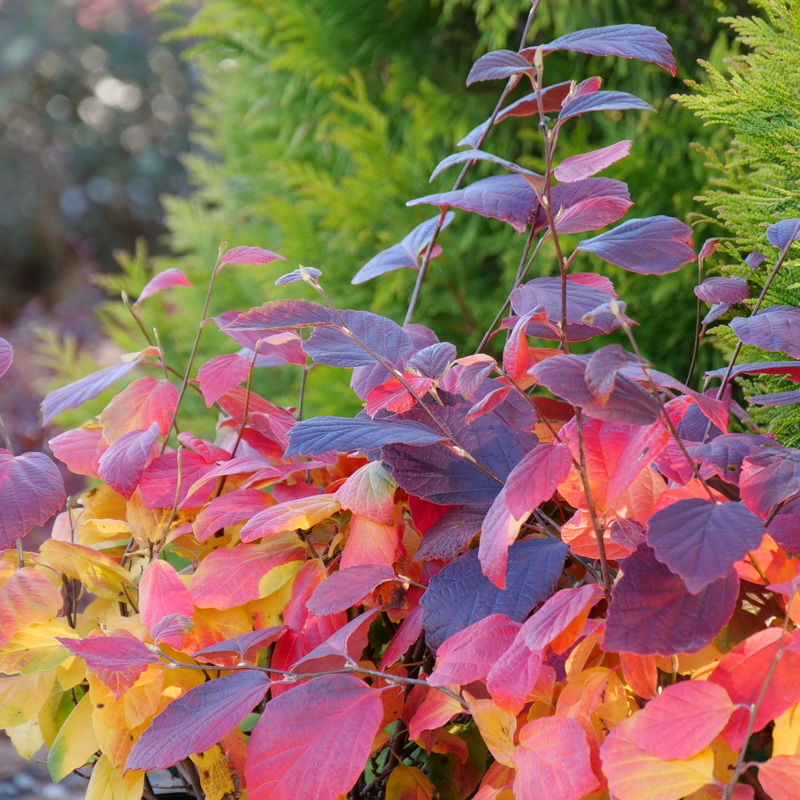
<box><xmin>685</xmin><ymin>258</ymin><xmax>703</xmax><ymax>386</ymax></box>
<box><xmin>229</xmin><ymin>341</ymin><xmax>261</xmax><ymax>460</ymax></box>
<box><xmin>296</xmin><ymin>367</ymin><xmax>309</xmax><ymax>422</ymax></box>
<box><xmin>152</xmin><ymin>328</ymin><xmax>171</xmax><ymax>382</ymax></box>
<box><xmin>161</xmin><ymin>247</ymin><xmax>225</xmax><ymax>454</ymax></box>
<box><xmin>154</xmin><ymin>447</ymin><xmax>183</xmax><ymax>558</ymax></box>
<box><xmin>121</xmin><ymin>291</ymin><xmax>155</xmax><ymax>347</ymax></box>
<box><xmin>403</xmin><ymin>0</ymin><xmax>540</xmax><ymax>325</ymax></box>
<box><xmin>721</xmin><ymin>590</ymin><xmax>797</xmax><ymax>800</ymax></box>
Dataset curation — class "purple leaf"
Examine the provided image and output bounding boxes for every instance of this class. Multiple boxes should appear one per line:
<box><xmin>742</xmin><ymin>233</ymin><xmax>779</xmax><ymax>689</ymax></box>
<box><xmin>0</xmin><ymin>451</ymin><xmax>66</xmax><ymax>549</ymax></box>
<box><xmin>221</xmin><ymin>246</ymin><xmax>286</xmax><ymax>265</ymax></box>
<box><xmin>192</xmin><ymin>626</ymin><xmax>287</xmax><ymax>664</ymax></box>
<box><xmin>97</xmin><ymin>422</ymin><xmax>160</xmax><ymax>499</ymax></box>
<box><xmin>408</xmin><ymin>175</ymin><xmax>537</xmax><ymax>236</ymax></box>
<box><xmin>767</xmin><ymin>498</ymin><xmax>800</xmax><ymax>554</ymax></box>
<box><xmin>705</xmin><ymin>361</ymin><xmax>800</xmax><ymax>382</ymax></box>
<box><xmin>136</xmin><ymin>268</ymin><xmax>193</xmax><ymax>307</ymax></box>
<box><xmin>291</xmin><ymin>608</ymin><xmax>379</xmax><ymax>673</ymax></box>
<box><xmin>731</xmin><ymin>306</ymin><xmax>800</xmax><ymax>357</ymax></box>
<box><xmin>41</xmin><ymin>360</ymin><xmax>139</xmax><ymax>424</ymax></box>
<box><xmin>284</xmin><ymin>417</ymin><xmax>447</xmax><ymax>458</ymax></box>
<box><xmin>150</xmin><ymin>614</ymin><xmax>193</xmax><ymax>645</ymax></box>
<box><xmin>351</xmin><ymin>213</ymin><xmax>455</xmax><ymax>284</ymax></box>
<box><xmin>303</xmin><ymin>310</ymin><xmax>413</xmax><ymax>368</ymax></box>
<box><xmin>699</xmin><ymin>239</ymin><xmax>719</xmax><ymax>260</ymax></box>
<box><xmin>509</xmin><ymin>274</ymin><xmax>632</xmax><ymax>341</ymax></box>
<box><xmin>382</xmin><ymin>404</ymin><xmax>532</xmax><ymax>504</ymax></box>
<box><xmin>537</xmin><ymin>24</ymin><xmax>676</xmax><ymax>75</ymax></box>
<box><xmin>429</xmin><ymin>149</ymin><xmax>543</xmax><ymax>186</ymax></box>
<box><xmin>766</xmin><ymin>218</ymin><xmax>800</xmax><ymax>251</ymax></box>
<box><xmin>702</xmin><ymin>302</ymin><xmax>733</xmax><ymax>326</ymax></box>
<box><xmin>609</xmin><ymin>518</ymin><xmax>646</xmax><ymax>550</ymax></box>
<box><xmin>421</xmin><ymin>538</ymin><xmax>567</xmax><ymax>650</ymax></box>
<box><xmin>552</xmin><ymin>194</ymin><xmax>633</xmax><ymax>235</ymax></box>
<box><xmin>553</xmin><ymin>140</ymin><xmax>632</xmax><ymax>183</ymax></box>
<box><xmin>687</xmin><ymin>434</ymin><xmax>776</xmax><ymax>487</ymax></box>
<box><xmin>222</xmin><ymin>300</ymin><xmax>333</xmax><ymax>332</ymax></box>
<box><xmin>645</xmin><ymin>499</ymin><xmax>764</xmax><ymax>593</ymax></box>
<box><xmin>577</xmin><ymin>215</ymin><xmax>695</xmax><ymax>275</ymax></box>
<box><xmin>745</xmin><ymin>251</ymin><xmax>766</xmax><ymax>270</ymax></box>
<box><xmin>585</xmin><ymin>345</ymin><xmax>643</xmax><ymax>404</ymax></box>
<box><xmin>306</xmin><ymin>565</ymin><xmax>398</xmax><ymax>615</ymax></box>
<box><xmin>458</xmin><ymin>83</ymin><xmax>573</xmax><ymax>148</ymax></box>
<box><xmin>740</xmin><ymin>447</ymin><xmax>800</xmax><ymax>518</ymax></box>
<box><xmin>213</xmin><ymin>312</ymin><xmax>307</xmax><ymax>367</ymax></box>
<box><xmin>466</xmin><ymin>50</ymin><xmax>533</xmax><ymax>85</ymax></box>
<box><xmin>275</xmin><ymin>267</ymin><xmax>322</xmax><ymax>286</ymax></box>
<box><xmin>406</xmin><ymin>343</ymin><xmax>457</xmax><ymax>379</ymax></box>
<box><xmin>0</xmin><ymin>339</ymin><xmax>12</xmax><ymax>379</ymax></box>
<box><xmin>602</xmin><ymin>544</ymin><xmax>739</xmax><ymax>656</ymax></box>
<box><xmin>750</xmin><ymin>390</ymin><xmax>800</xmax><ymax>407</ymax></box>
<box><xmin>530</xmin><ymin>354</ymin><xmax>660</xmax><ymax>426</ymax></box>
<box><xmin>532</xmin><ymin>178</ymin><xmax>631</xmax><ymax>236</ymax></box>
<box><xmin>694</xmin><ymin>277</ymin><xmax>749</xmax><ymax>305</ymax></box>
<box><xmin>126</xmin><ymin>671</ymin><xmax>271</xmax><ymax>770</ymax></box>
<box><xmin>414</xmin><ymin>504</ymin><xmax>489</xmax><ymax>562</ymax></box>
<box><xmin>558</xmin><ymin>91</ymin><xmax>654</xmax><ymax>123</ymax></box>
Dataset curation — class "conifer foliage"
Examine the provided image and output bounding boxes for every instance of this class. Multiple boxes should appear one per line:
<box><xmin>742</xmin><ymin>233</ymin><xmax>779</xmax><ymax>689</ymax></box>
<box><xmin>2</xmin><ymin>4</ymin><xmax>800</xmax><ymax>800</ymax></box>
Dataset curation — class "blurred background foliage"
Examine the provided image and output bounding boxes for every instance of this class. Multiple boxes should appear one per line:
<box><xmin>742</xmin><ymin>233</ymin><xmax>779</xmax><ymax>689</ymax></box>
<box><xmin>1</xmin><ymin>0</ymin><xmax>754</xmax><ymax>436</ymax></box>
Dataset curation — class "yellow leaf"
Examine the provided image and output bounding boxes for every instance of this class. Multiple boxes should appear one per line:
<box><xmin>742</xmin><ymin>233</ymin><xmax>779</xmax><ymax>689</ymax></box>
<box><xmin>89</xmin><ymin>664</ymin><xmax>163</xmax><ymax>731</ymax></box>
<box><xmin>774</xmin><ymin>702</ymin><xmax>800</xmax><ymax>756</ymax></box>
<box><xmin>86</xmin><ymin>754</ymin><xmax>144</xmax><ymax>800</ymax></box>
<box><xmin>56</xmin><ymin>655</ymin><xmax>87</xmax><ymax>691</ymax></box>
<box><xmin>47</xmin><ymin>692</ymin><xmax>99</xmax><ymax>782</ymax></box>
<box><xmin>82</xmin><ymin>485</ymin><xmax>128</xmax><ymax>522</ymax></box>
<box><xmin>40</xmin><ymin>540</ymin><xmax>133</xmax><ymax>600</ymax></box>
<box><xmin>80</xmin><ymin>519</ymin><xmax>133</xmax><ymax>547</ymax></box>
<box><xmin>602</xmin><ymin>716</ymin><xmax>716</xmax><ymax>800</ymax></box>
<box><xmin>249</xmin><ymin>575</ymin><xmax>296</xmax><ymax>629</ymax></box>
<box><xmin>92</xmin><ymin>709</ymin><xmax>138</xmax><ymax>769</ymax></box>
<box><xmin>0</xmin><ymin>671</ymin><xmax>55</xmax><ymax>727</ymax></box>
<box><xmin>386</xmin><ymin>764</ymin><xmax>437</xmax><ymax>800</ymax></box>
<box><xmin>190</xmin><ymin>745</ymin><xmax>240</xmax><ymax>800</ymax></box>
<box><xmin>38</xmin><ymin>688</ymin><xmax>73</xmax><ymax>748</ymax></box>
<box><xmin>463</xmin><ymin>691</ymin><xmax>516</xmax><ymax>767</ymax></box>
<box><xmin>596</xmin><ymin>671</ymin><xmax>630</xmax><ymax>730</ymax></box>
<box><xmin>257</xmin><ymin>559</ymin><xmax>304</xmax><ymax>597</ymax></box>
<box><xmin>710</xmin><ymin>737</ymin><xmax>739</xmax><ymax>784</ymax></box>
<box><xmin>7</xmin><ymin>715</ymin><xmax>44</xmax><ymax>760</ymax></box>
<box><xmin>0</xmin><ymin>619</ymin><xmax>77</xmax><ymax>675</ymax></box>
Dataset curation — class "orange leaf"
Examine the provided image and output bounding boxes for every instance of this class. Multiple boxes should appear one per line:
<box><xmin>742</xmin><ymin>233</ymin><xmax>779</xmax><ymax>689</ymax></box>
<box><xmin>386</xmin><ymin>764</ymin><xmax>437</xmax><ymax>800</ymax></box>
<box><xmin>0</xmin><ymin>568</ymin><xmax>62</xmax><ymax>647</ymax></box>
<box><xmin>620</xmin><ymin>652</ymin><xmax>659</xmax><ymax>699</ymax></box>
<box><xmin>757</xmin><ymin>754</ymin><xmax>800</xmax><ymax>800</ymax></box>
<box><xmin>340</xmin><ymin>513</ymin><xmax>404</xmax><ymax>569</ymax></box>
<box><xmin>474</xmin><ymin>761</ymin><xmax>515</xmax><ymax>800</ymax></box>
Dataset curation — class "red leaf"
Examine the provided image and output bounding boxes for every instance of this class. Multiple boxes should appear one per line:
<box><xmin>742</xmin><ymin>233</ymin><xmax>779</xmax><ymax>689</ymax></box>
<box><xmin>485</xmin><ymin>634</ymin><xmax>543</xmax><ymax>714</ymax></box>
<box><xmin>41</xmin><ymin>360</ymin><xmax>139</xmax><ymax>424</ymax></box>
<box><xmin>97</xmin><ymin>422</ymin><xmax>160</xmax><ymax>499</ymax></box>
<box><xmin>222</xmin><ymin>246</ymin><xmax>286</xmax><ymax>266</ymax></box>
<box><xmin>335</xmin><ymin>461</ymin><xmax>397</xmax><ymax>525</ymax></box>
<box><xmin>629</xmin><ymin>681</ymin><xmax>735</xmax><ymax>760</ymax></box>
<box><xmin>709</xmin><ymin>628</ymin><xmax>800</xmax><ymax>749</ymax></box>
<box><xmin>127</xmin><ymin>671</ymin><xmax>271</xmax><ymax>770</ymax></box>
<box><xmin>192</xmin><ymin>626</ymin><xmax>286</xmax><ymax>665</ymax></box>
<box><xmin>135</xmin><ymin>267</ymin><xmax>193</xmax><ymax>306</ymax></box>
<box><xmin>193</xmin><ymin>489</ymin><xmax>274</xmax><ymax>542</ymax></box>
<box><xmin>0</xmin><ymin>338</ymin><xmax>12</xmax><ymax>378</ymax></box>
<box><xmin>407</xmin><ymin>687</ymin><xmax>462</xmax><ymax>744</ymax></box>
<box><xmin>291</xmin><ymin>608</ymin><xmax>379</xmax><ymax>673</ymax></box>
<box><xmin>365</xmin><ymin>374</ymin><xmax>433</xmax><ymax>417</ymax></box>
<box><xmin>197</xmin><ymin>354</ymin><xmax>252</xmax><ymax>407</ymax></box>
<box><xmin>522</xmin><ymin>584</ymin><xmax>604</xmax><ymax>653</ymax></box>
<box><xmin>602</xmin><ymin>544</ymin><xmax>739</xmax><ymax>656</ymax></box>
<box><xmin>553</xmin><ymin>140</ymin><xmax>632</xmax><ymax>183</ymax></box>
<box><xmin>758</xmin><ymin>755</ymin><xmax>800</xmax><ymax>800</ymax></box>
<box><xmin>379</xmin><ymin>605</ymin><xmax>423</xmax><ymax>669</ymax></box>
<box><xmin>340</xmin><ymin>513</ymin><xmax>404</xmax><ymax>569</ymax></box>
<box><xmin>306</xmin><ymin>565</ymin><xmax>399</xmax><ymax>616</ymax></box>
<box><xmin>428</xmin><ymin>615</ymin><xmax>520</xmax><ymax>686</ymax></box>
<box><xmin>58</xmin><ymin>635</ymin><xmax>159</xmax><ymax>700</ymax></box>
<box><xmin>512</xmin><ymin>716</ymin><xmax>599</xmax><ymax>800</ymax></box>
<box><xmin>139</xmin><ymin>450</ymin><xmax>217</xmax><ymax>510</ymax></box>
<box><xmin>49</xmin><ymin>426</ymin><xmax>104</xmax><ymax>479</ymax></box>
<box><xmin>177</xmin><ymin>431</ymin><xmax>230</xmax><ymax>462</ymax></box>
<box><xmin>479</xmin><ymin>443</ymin><xmax>572</xmax><ymax>587</ymax></box>
<box><xmin>188</xmin><ymin>539</ymin><xmax>307</xmax><ymax>610</ymax></box>
<box><xmin>245</xmin><ymin>674</ymin><xmax>384</xmax><ymax>800</ymax></box>
<box><xmin>0</xmin><ymin>451</ymin><xmax>66</xmax><ymax>548</ymax></box>
<box><xmin>466</xmin><ymin>385</ymin><xmax>513</xmax><ymax>424</ymax></box>
<box><xmin>139</xmin><ymin>560</ymin><xmax>195</xmax><ymax>641</ymax></box>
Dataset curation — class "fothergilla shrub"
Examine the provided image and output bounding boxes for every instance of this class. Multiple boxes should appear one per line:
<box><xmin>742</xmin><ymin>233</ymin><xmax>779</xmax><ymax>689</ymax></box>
<box><xmin>2</xmin><ymin>5</ymin><xmax>800</xmax><ymax>800</ymax></box>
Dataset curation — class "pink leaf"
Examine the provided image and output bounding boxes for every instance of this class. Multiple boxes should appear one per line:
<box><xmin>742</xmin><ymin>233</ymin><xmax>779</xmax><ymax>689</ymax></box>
<box><xmin>197</xmin><ymin>353</ymin><xmax>252</xmax><ymax>407</ymax></box>
<box><xmin>512</xmin><ymin>716</ymin><xmax>599</xmax><ymax>800</ymax></box>
<box><xmin>0</xmin><ymin>338</ymin><xmax>12</xmax><ymax>379</ymax></box>
<box><xmin>306</xmin><ymin>565</ymin><xmax>399</xmax><ymax>615</ymax></box>
<box><xmin>49</xmin><ymin>426</ymin><xmax>104</xmax><ymax>479</ymax></box>
<box><xmin>41</xmin><ymin>360</ymin><xmax>139</xmax><ymax>424</ymax></box>
<box><xmin>127</xmin><ymin>671</ymin><xmax>271</xmax><ymax>770</ymax></box>
<box><xmin>629</xmin><ymin>681</ymin><xmax>736</xmax><ymax>760</ymax></box>
<box><xmin>221</xmin><ymin>246</ymin><xmax>286</xmax><ymax>266</ymax></box>
<box><xmin>245</xmin><ymin>674</ymin><xmax>384</xmax><ymax>800</ymax></box>
<box><xmin>523</xmin><ymin>584</ymin><xmax>605</xmax><ymax>653</ymax></box>
<box><xmin>291</xmin><ymin>608</ymin><xmax>379</xmax><ymax>673</ymax></box>
<box><xmin>192</xmin><ymin>626</ymin><xmax>287</xmax><ymax>665</ymax></box>
<box><xmin>97</xmin><ymin>422</ymin><xmax>160</xmax><ymax>499</ymax></box>
<box><xmin>139</xmin><ymin>450</ymin><xmax>217</xmax><ymax>510</ymax></box>
<box><xmin>335</xmin><ymin>462</ymin><xmax>397</xmax><ymax>525</ymax></box>
<box><xmin>554</xmin><ymin>140</ymin><xmax>632</xmax><ymax>183</ymax></box>
<box><xmin>193</xmin><ymin>489</ymin><xmax>274</xmax><ymax>542</ymax></box>
<box><xmin>379</xmin><ymin>605</ymin><xmax>423</xmax><ymax>669</ymax></box>
<box><xmin>0</xmin><ymin>451</ymin><xmax>66</xmax><ymax>548</ymax></box>
<box><xmin>139</xmin><ymin>560</ymin><xmax>195</xmax><ymax>640</ymax></box>
<box><xmin>99</xmin><ymin>377</ymin><xmax>178</xmax><ymax>442</ymax></box>
<box><xmin>135</xmin><ymin>268</ymin><xmax>193</xmax><ymax>306</ymax></box>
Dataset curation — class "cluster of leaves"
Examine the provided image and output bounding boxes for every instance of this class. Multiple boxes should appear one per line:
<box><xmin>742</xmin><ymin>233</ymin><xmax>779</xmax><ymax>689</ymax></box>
<box><xmin>676</xmin><ymin>0</ymin><xmax>800</xmax><ymax>445</ymax></box>
<box><xmin>5</xmin><ymin>7</ymin><xmax>800</xmax><ymax>800</ymax></box>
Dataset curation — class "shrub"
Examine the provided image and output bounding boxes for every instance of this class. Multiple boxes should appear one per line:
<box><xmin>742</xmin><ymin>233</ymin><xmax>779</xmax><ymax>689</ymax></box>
<box><xmin>2</xmin><ymin>5</ymin><xmax>800</xmax><ymax>800</ymax></box>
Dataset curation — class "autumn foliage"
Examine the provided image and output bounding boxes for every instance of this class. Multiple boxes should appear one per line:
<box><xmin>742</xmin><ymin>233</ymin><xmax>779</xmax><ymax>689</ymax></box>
<box><xmin>2</xmin><ymin>6</ymin><xmax>800</xmax><ymax>800</ymax></box>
